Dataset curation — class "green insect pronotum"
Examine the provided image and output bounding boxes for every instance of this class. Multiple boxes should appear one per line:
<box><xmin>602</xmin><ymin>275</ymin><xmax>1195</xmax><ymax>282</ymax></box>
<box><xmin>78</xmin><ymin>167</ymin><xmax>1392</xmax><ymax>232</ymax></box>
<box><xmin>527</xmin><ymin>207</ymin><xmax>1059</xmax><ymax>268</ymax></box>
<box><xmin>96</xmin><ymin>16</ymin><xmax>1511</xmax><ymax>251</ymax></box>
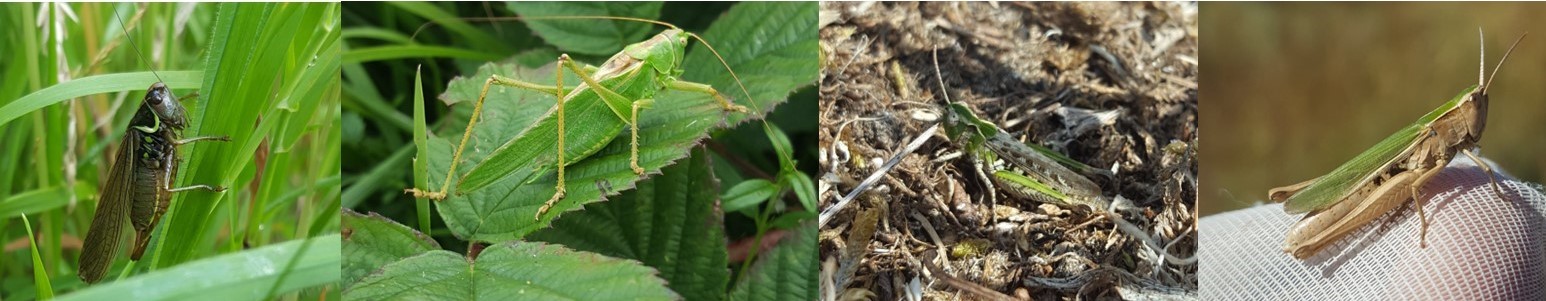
<box><xmin>404</xmin><ymin>16</ymin><xmax>754</xmax><ymax>220</ymax></box>
<box><xmin>1270</xmin><ymin>31</ymin><xmax>1523</xmax><ymax>259</ymax></box>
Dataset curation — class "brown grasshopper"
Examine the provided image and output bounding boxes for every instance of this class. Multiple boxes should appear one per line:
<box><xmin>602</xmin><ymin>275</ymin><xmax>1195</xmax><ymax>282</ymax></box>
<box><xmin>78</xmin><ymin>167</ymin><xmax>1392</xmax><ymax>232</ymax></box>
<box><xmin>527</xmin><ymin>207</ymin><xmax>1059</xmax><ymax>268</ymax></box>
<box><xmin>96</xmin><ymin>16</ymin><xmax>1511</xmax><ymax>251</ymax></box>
<box><xmin>1270</xmin><ymin>31</ymin><xmax>1523</xmax><ymax>259</ymax></box>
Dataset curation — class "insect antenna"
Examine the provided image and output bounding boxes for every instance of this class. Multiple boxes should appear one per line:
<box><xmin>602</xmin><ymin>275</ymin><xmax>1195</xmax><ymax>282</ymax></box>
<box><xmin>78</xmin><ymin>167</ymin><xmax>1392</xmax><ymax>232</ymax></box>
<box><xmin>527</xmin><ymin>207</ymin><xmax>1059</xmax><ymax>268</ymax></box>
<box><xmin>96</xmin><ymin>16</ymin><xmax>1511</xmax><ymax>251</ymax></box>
<box><xmin>931</xmin><ymin>48</ymin><xmax>951</xmax><ymax>104</ymax></box>
<box><xmin>409</xmin><ymin>16</ymin><xmax>681</xmax><ymax>42</ymax></box>
<box><xmin>113</xmin><ymin>5</ymin><xmax>164</xmax><ymax>84</ymax></box>
<box><xmin>682</xmin><ymin>32</ymin><xmax>761</xmax><ymax>113</ymax></box>
<box><xmin>1483</xmin><ymin>32</ymin><xmax>1527</xmax><ymax>93</ymax></box>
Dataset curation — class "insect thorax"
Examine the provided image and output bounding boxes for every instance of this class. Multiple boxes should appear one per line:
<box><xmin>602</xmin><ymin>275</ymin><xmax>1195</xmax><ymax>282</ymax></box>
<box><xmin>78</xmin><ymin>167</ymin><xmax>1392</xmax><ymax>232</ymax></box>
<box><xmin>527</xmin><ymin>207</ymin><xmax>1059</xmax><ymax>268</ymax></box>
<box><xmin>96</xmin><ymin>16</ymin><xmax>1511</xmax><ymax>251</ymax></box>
<box><xmin>139</xmin><ymin>83</ymin><xmax>189</xmax><ymax>131</ymax></box>
<box><xmin>1465</xmin><ymin>90</ymin><xmax>1488</xmax><ymax>140</ymax></box>
<box><xmin>1431</xmin><ymin>92</ymin><xmax>1487</xmax><ymax>150</ymax></box>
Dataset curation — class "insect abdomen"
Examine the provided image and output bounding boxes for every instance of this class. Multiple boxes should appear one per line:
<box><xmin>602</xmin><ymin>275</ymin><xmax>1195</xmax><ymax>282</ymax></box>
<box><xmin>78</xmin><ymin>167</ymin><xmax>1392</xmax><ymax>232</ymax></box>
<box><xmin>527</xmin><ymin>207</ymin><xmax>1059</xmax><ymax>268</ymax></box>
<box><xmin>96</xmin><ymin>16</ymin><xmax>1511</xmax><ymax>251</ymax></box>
<box><xmin>130</xmin><ymin>132</ymin><xmax>171</xmax><ymax>232</ymax></box>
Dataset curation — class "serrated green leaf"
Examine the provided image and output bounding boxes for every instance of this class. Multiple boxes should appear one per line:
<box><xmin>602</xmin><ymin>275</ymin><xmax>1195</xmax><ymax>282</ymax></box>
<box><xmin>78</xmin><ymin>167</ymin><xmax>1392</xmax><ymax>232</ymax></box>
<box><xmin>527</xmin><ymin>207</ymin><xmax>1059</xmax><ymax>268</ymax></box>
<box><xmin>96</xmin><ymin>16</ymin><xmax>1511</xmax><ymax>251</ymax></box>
<box><xmin>344</xmin><ymin>241</ymin><xmax>678</xmax><ymax>300</ymax></box>
<box><xmin>343</xmin><ymin>209</ymin><xmax>441</xmax><ymax>288</ymax></box>
<box><xmin>59</xmin><ymin>235</ymin><xmax>341</xmax><ymax>301</ymax></box>
<box><xmin>723</xmin><ymin>179</ymin><xmax>777</xmax><ymax>214</ymax></box>
<box><xmin>529</xmin><ymin>149</ymin><xmax>728</xmax><ymax>301</ymax></box>
<box><xmin>728</xmin><ymin>222</ymin><xmax>816</xmax><ymax>301</ymax></box>
<box><xmin>506</xmin><ymin>2</ymin><xmax>663</xmax><ymax>56</ymax></box>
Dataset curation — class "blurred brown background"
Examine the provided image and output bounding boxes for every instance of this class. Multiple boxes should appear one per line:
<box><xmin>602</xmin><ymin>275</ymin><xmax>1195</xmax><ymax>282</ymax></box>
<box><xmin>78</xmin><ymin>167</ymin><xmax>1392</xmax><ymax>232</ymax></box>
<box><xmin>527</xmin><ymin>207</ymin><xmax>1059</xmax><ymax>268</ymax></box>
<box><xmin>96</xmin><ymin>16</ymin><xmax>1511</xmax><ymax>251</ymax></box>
<box><xmin>1201</xmin><ymin>2</ymin><xmax>1546</xmax><ymax>215</ymax></box>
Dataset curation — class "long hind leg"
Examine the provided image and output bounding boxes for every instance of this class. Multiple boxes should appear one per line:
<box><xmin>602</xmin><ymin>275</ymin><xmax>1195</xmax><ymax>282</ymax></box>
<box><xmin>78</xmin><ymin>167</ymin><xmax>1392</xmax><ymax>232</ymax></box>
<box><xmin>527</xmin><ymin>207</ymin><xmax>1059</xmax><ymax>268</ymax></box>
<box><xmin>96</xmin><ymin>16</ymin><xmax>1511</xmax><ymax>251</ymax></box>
<box><xmin>403</xmin><ymin>66</ymin><xmax>568</xmax><ymax>201</ymax></box>
<box><xmin>1408</xmin><ymin>164</ymin><xmax>1445</xmax><ymax>248</ymax></box>
<box><xmin>534</xmin><ymin>54</ymin><xmax>648</xmax><ymax>220</ymax></box>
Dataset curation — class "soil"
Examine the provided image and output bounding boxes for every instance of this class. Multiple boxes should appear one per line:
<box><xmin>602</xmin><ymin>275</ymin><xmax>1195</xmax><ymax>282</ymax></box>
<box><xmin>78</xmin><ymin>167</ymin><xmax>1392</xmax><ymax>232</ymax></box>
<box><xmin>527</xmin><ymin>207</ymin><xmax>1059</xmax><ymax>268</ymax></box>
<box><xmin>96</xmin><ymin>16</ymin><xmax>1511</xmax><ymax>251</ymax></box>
<box><xmin>818</xmin><ymin>2</ymin><xmax>1198</xmax><ymax>300</ymax></box>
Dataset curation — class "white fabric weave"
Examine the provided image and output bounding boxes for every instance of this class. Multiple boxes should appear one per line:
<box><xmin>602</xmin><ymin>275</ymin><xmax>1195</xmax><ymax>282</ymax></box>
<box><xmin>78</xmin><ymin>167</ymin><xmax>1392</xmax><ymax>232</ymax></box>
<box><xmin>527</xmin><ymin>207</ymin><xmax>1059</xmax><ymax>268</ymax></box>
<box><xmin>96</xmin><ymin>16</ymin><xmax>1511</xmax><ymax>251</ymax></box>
<box><xmin>1200</xmin><ymin>156</ymin><xmax>1546</xmax><ymax>299</ymax></box>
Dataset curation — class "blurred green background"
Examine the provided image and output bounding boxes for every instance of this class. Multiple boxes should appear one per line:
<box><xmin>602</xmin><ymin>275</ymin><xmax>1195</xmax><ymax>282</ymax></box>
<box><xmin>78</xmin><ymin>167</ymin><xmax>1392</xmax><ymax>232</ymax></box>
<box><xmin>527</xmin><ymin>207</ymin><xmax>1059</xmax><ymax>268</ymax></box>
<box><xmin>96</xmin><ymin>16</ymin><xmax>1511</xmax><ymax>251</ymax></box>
<box><xmin>1201</xmin><ymin>2</ymin><xmax>1546</xmax><ymax>215</ymax></box>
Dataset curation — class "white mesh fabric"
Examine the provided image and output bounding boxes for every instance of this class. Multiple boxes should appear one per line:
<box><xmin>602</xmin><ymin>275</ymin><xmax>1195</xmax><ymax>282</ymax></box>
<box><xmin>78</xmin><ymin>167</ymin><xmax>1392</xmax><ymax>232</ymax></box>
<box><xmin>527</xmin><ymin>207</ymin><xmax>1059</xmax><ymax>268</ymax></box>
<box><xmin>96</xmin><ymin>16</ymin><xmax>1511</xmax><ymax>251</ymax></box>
<box><xmin>1200</xmin><ymin>156</ymin><xmax>1546</xmax><ymax>299</ymax></box>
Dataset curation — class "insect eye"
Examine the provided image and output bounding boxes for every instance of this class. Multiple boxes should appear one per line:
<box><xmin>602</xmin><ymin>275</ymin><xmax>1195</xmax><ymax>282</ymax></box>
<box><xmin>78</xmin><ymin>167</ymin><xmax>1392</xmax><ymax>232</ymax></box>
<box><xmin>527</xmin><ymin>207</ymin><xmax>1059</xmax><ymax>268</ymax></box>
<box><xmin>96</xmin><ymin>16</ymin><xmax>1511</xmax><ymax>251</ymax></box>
<box><xmin>147</xmin><ymin>90</ymin><xmax>163</xmax><ymax>105</ymax></box>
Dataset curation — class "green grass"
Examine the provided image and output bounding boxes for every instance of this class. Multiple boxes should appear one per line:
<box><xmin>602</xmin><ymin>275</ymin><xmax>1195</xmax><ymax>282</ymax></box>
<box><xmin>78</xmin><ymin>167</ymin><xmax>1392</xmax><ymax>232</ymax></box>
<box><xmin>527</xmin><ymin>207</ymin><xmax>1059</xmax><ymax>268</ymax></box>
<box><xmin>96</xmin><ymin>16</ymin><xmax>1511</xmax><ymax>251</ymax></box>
<box><xmin>0</xmin><ymin>3</ymin><xmax>340</xmax><ymax>300</ymax></box>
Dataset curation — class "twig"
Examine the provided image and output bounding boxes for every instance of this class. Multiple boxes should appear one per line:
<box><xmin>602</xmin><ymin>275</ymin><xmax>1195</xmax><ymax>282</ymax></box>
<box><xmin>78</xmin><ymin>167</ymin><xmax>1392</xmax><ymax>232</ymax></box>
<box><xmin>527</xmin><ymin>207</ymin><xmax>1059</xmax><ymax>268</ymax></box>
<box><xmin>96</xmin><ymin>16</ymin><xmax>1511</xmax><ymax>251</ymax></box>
<box><xmin>919</xmin><ymin>250</ymin><xmax>1018</xmax><ymax>301</ymax></box>
<box><xmin>1100</xmin><ymin>196</ymin><xmax>1197</xmax><ymax>266</ymax></box>
<box><xmin>820</xmin><ymin>123</ymin><xmax>939</xmax><ymax>228</ymax></box>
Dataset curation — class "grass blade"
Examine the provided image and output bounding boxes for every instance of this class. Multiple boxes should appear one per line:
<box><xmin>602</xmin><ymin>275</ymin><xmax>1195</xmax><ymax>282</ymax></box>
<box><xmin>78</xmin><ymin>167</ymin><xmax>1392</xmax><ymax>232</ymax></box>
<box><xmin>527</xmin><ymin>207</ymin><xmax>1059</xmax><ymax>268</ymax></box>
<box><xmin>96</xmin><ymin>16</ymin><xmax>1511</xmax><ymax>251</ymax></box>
<box><xmin>0</xmin><ymin>183</ymin><xmax>90</xmax><ymax>220</ymax></box>
<box><xmin>0</xmin><ymin>71</ymin><xmax>202</xmax><ymax>128</ymax></box>
<box><xmin>23</xmin><ymin>214</ymin><xmax>56</xmax><ymax>299</ymax></box>
<box><xmin>342</xmin><ymin>45</ymin><xmax>503</xmax><ymax>64</ymax></box>
<box><xmin>413</xmin><ymin>65</ymin><xmax>432</xmax><ymax>234</ymax></box>
<box><xmin>58</xmin><ymin>235</ymin><xmax>341</xmax><ymax>301</ymax></box>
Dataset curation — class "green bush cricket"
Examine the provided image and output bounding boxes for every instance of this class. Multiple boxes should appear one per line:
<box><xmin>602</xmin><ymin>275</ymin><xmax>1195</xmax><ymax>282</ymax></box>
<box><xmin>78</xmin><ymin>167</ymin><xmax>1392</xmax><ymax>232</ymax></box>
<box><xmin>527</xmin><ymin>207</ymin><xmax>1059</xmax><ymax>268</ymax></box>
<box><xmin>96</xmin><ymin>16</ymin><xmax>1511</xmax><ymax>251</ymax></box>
<box><xmin>78</xmin><ymin>8</ymin><xmax>230</xmax><ymax>283</ymax></box>
<box><xmin>1270</xmin><ymin>31</ymin><xmax>1524</xmax><ymax>259</ymax></box>
<box><xmin>402</xmin><ymin>15</ymin><xmax>761</xmax><ymax>221</ymax></box>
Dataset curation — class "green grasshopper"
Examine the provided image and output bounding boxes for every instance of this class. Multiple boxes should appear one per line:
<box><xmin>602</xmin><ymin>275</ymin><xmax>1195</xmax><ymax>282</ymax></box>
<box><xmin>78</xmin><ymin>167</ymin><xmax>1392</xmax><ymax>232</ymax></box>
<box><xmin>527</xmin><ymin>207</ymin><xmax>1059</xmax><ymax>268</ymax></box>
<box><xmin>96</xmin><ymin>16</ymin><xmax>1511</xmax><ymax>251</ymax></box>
<box><xmin>78</xmin><ymin>8</ymin><xmax>229</xmax><ymax>283</ymax></box>
<box><xmin>943</xmin><ymin>102</ymin><xmax>1110</xmax><ymax>211</ymax></box>
<box><xmin>930</xmin><ymin>50</ymin><xmax>1109</xmax><ymax>212</ymax></box>
<box><xmin>925</xmin><ymin>50</ymin><xmax>1198</xmax><ymax>267</ymax></box>
<box><xmin>403</xmin><ymin>16</ymin><xmax>753</xmax><ymax>220</ymax></box>
<box><xmin>1270</xmin><ymin>32</ymin><xmax>1524</xmax><ymax>259</ymax></box>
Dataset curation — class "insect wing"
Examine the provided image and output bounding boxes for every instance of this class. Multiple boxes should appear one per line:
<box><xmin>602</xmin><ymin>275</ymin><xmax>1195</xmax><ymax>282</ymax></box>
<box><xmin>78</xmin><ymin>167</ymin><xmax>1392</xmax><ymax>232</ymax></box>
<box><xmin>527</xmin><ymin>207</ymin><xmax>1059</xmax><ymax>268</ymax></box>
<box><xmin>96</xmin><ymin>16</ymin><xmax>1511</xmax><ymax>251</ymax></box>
<box><xmin>1267</xmin><ymin>176</ymin><xmax>1319</xmax><ymax>202</ymax></box>
<box><xmin>1280</xmin><ymin>87</ymin><xmax>1473</xmax><ymax>214</ymax></box>
<box><xmin>1283</xmin><ymin>170</ymin><xmax>1419</xmax><ymax>258</ymax></box>
<box><xmin>78</xmin><ymin>130</ymin><xmax>142</xmax><ymax>283</ymax></box>
<box><xmin>1023</xmin><ymin>138</ymin><xmax>1106</xmax><ymax>176</ymax></box>
<box><xmin>1281</xmin><ymin>124</ymin><xmax>1418</xmax><ymax>213</ymax></box>
<box><xmin>991</xmin><ymin>170</ymin><xmax>1109</xmax><ymax>211</ymax></box>
<box><xmin>983</xmin><ymin>130</ymin><xmax>1102</xmax><ymax>199</ymax></box>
